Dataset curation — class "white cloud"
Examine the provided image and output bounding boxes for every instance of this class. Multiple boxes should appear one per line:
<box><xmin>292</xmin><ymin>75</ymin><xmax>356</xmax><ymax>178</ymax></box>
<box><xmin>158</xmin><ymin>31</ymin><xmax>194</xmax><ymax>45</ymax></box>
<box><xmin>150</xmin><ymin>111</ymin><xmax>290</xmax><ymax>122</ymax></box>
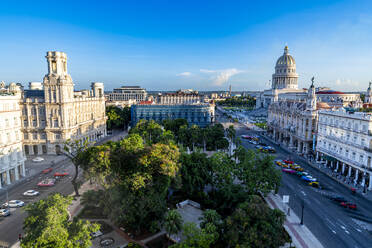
<box><xmin>177</xmin><ymin>72</ymin><xmax>191</xmax><ymax>76</ymax></box>
<box><xmin>200</xmin><ymin>68</ymin><xmax>243</xmax><ymax>86</ymax></box>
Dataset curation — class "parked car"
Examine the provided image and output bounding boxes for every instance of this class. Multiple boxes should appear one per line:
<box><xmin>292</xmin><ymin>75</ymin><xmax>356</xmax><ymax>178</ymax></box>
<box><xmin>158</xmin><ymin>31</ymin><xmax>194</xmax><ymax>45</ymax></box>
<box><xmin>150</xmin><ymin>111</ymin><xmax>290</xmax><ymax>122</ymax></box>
<box><xmin>23</xmin><ymin>190</ymin><xmax>40</xmax><ymax>196</ymax></box>
<box><xmin>90</xmin><ymin>230</ymin><xmax>103</xmax><ymax>239</ymax></box>
<box><xmin>37</xmin><ymin>178</ymin><xmax>56</xmax><ymax>187</ymax></box>
<box><xmin>54</xmin><ymin>172</ymin><xmax>69</xmax><ymax>177</ymax></box>
<box><xmin>283</xmin><ymin>160</ymin><xmax>294</xmax><ymax>164</ymax></box>
<box><xmin>274</xmin><ymin>160</ymin><xmax>283</xmax><ymax>166</ymax></box>
<box><xmin>42</xmin><ymin>168</ymin><xmax>53</xmax><ymax>174</ymax></box>
<box><xmin>301</xmin><ymin>175</ymin><xmax>317</xmax><ymax>182</ymax></box>
<box><xmin>3</xmin><ymin>200</ymin><xmax>25</xmax><ymax>208</ymax></box>
<box><xmin>0</xmin><ymin>209</ymin><xmax>10</xmax><ymax>217</ymax></box>
<box><xmin>241</xmin><ymin>135</ymin><xmax>251</xmax><ymax>139</ymax></box>
<box><xmin>340</xmin><ymin>202</ymin><xmax>357</xmax><ymax>210</ymax></box>
<box><xmin>330</xmin><ymin>196</ymin><xmax>347</xmax><ymax>203</ymax></box>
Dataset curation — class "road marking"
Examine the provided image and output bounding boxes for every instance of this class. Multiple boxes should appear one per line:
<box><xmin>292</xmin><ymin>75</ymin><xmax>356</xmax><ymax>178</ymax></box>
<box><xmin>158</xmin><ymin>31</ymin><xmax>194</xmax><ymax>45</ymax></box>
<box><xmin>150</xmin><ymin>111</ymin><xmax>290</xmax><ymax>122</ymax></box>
<box><xmin>356</xmin><ymin>228</ymin><xmax>362</xmax><ymax>232</ymax></box>
<box><xmin>301</xmin><ymin>191</ymin><xmax>306</xmax><ymax>196</ymax></box>
<box><xmin>345</xmin><ymin>230</ymin><xmax>350</xmax><ymax>234</ymax></box>
<box><xmin>332</xmin><ymin>230</ymin><xmax>337</xmax><ymax>234</ymax></box>
<box><xmin>341</xmin><ymin>226</ymin><xmax>345</xmax><ymax>230</ymax></box>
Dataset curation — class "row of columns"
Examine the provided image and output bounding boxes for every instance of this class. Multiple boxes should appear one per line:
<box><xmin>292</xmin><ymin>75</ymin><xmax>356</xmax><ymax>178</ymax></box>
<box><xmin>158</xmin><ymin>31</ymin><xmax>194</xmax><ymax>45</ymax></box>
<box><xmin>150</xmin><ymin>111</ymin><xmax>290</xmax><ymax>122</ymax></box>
<box><xmin>272</xmin><ymin>129</ymin><xmax>309</xmax><ymax>154</ymax></box>
<box><xmin>316</xmin><ymin>152</ymin><xmax>372</xmax><ymax>191</ymax></box>
<box><xmin>0</xmin><ymin>162</ymin><xmax>25</xmax><ymax>189</ymax></box>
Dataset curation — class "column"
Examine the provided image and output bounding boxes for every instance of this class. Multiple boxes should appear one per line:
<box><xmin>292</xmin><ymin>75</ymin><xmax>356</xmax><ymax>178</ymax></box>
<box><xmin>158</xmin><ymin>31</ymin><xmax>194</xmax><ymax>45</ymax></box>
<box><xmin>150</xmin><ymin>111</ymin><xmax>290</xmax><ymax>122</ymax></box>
<box><xmin>369</xmin><ymin>174</ymin><xmax>372</xmax><ymax>191</ymax></box>
<box><xmin>15</xmin><ymin>167</ymin><xmax>19</xmax><ymax>181</ymax></box>
<box><xmin>336</xmin><ymin>161</ymin><xmax>339</xmax><ymax>171</ymax></box>
<box><xmin>354</xmin><ymin>170</ymin><xmax>359</xmax><ymax>184</ymax></box>
<box><xmin>6</xmin><ymin>170</ymin><xmax>10</xmax><ymax>185</ymax></box>
<box><xmin>21</xmin><ymin>162</ymin><xmax>26</xmax><ymax>177</ymax></box>
<box><xmin>361</xmin><ymin>173</ymin><xmax>366</xmax><ymax>187</ymax></box>
<box><xmin>297</xmin><ymin>142</ymin><xmax>302</xmax><ymax>152</ymax></box>
<box><xmin>316</xmin><ymin>152</ymin><xmax>319</xmax><ymax>161</ymax></box>
<box><xmin>348</xmin><ymin>166</ymin><xmax>352</xmax><ymax>177</ymax></box>
<box><xmin>330</xmin><ymin>161</ymin><xmax>333</xmax><ymax>169</ymax></box>
<box><xmin>342</xmin><ymin>163</ymin><xmax>345</xmax><ymax>174</ymax></box>
<box><xmin>0</xmin><ymin>178</ymin><xmax>2</xmax><ymax>189</ymax></box>
<box><xmin>273</xmin><ymin>130</ymin><xmax>276</xmax><ymax>140</ymax></box>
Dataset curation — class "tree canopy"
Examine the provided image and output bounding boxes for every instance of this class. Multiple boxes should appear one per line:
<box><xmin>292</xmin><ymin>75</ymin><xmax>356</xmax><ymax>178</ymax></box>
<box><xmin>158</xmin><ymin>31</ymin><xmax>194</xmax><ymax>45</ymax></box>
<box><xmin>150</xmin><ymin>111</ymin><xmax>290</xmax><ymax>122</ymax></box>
<box><xmin>22</xmin><ymin>194</ymin><xmax>99</xmax><ymax>248</ymax></box>
<box><xmin>106</xmin><ymin>105</ymin><xmax>131</xmax><ymax>130</ymax></box>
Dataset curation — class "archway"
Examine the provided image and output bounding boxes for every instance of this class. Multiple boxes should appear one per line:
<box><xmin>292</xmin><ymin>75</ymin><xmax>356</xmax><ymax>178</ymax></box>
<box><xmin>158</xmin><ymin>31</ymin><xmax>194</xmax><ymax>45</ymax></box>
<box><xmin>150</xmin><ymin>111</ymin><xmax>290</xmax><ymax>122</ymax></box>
<box><xmin>55</xmin><ymin>145</ymin><xmax>61</xmax><ymax>155</ymax></box>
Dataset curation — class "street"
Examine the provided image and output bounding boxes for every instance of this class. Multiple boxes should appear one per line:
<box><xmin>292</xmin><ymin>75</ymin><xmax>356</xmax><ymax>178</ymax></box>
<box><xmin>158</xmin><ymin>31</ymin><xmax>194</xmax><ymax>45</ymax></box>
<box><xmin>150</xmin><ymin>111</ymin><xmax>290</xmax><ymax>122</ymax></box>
<box><xmin>0</xmin><ymin>158</ymin><xmax>76</xmax><ymax>246</ymax></box>
<box><xmin>217</xmin><ymin>113</ymin><xmax>372</xmax><ymax>248</ymax></box>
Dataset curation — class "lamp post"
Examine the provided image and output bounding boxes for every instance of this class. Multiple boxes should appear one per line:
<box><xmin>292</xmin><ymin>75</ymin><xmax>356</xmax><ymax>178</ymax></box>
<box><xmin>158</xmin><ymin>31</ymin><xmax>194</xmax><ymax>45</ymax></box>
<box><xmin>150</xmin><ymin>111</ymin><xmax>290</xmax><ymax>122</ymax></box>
<box><xmin>300</xmin><ymin>199</ymin><xmax>304</xmax><ymax>225</ymax></box>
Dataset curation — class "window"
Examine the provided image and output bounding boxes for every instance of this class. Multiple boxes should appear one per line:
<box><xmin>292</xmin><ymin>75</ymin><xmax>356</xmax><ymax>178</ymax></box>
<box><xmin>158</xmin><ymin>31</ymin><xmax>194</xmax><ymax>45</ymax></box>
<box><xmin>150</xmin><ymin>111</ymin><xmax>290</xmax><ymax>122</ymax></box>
<box><xmin>352</xmin><ymin>152</ymin><xmax>356</xmax><ymax>160</ymax></box>
<box><xmin>5</xmin><ymin>118</ymin><xmax>9</xmax><ymax>127</ymax></box>
<box><xmin>41</xmin><ymin>133</ymin><xmax>46</xmax><ymax>139</ymax></box>
<box><xmin>363</xmin><ymin>125</ymin><xmax>367</xmax><ymax>132</ymax></box>
<box><xmin>33</xmin><ymin>133</ymin><xmax>37</xmax><ymax>140</ymax></box>
<box><xmin>346</xmin><ymin>150</ymin><xmax>349</xmax><ymax>157</ymax></box>
<box><xmin>23</xmin><ymin>120</ymin><xmax>28</xmax><ymax>127</ymax></box>
<box><xmin>33</xmin><ymin>120</ymin><xmax>37</xmax><ymax>127</ymax></box>
<box><xmin>6</xmin><ymin>133</ymin><xmax>10</xmax><ymax>143</ymax></box>
<box><xmin>362</xmin><ymin>138</ymin><xmax>366</xmax><ymax>146</ymax></box>
<box><xmin>24</xmin><ymin>133</ymin><xmax>28</xmax><ymax>140</ymax></box>
<box><xmin>54</xmin><ymin>119</ymin><xmax>59</xmax><ymax>127</ymax></box>
<box><xmin>55</xmin><ymin>133</ymin><xmax>61</xmax><ymax>140</ymax></box>
<box><xmin>360</xmin><ymin>155</ymin><xmax>364</xmax><ymax>163</ymax></box>
<box><xmin>14</xmin><ymin>117</ymin><xmax>18</xmax><ymax>126</ymax></box>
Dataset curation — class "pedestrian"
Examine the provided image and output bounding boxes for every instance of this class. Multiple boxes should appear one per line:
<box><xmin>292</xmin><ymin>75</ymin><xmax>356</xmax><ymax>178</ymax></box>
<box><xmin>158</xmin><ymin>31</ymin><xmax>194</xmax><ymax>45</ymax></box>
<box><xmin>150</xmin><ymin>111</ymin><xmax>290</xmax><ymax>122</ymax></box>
<box><xmin>18</xmin><ymin>233</ymin><xmax>22</xmax><ymax>241</ymax></box>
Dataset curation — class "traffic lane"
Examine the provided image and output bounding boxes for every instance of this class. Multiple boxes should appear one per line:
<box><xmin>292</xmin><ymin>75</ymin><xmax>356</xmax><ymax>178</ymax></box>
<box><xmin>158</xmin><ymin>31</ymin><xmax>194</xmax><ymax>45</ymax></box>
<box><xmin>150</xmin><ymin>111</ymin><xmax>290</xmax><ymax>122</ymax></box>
<box><xmin>238</xmin><ymin>139</ymin><xmax>372</xmax><ymax>247</ymax></box>
<box><xmin>250</xmin><ymin>132</ymin><xmax>372</xmax><ymax>218</ymax></box>
<box><xmin>0</xmin><ymin>162</ymin><xmax>75</xmax><ymax>245</ymax></box>
<box><xmin>280</xmin><ymin>169</ymin><xmax>372</xmax><ymax>248</ymax></box>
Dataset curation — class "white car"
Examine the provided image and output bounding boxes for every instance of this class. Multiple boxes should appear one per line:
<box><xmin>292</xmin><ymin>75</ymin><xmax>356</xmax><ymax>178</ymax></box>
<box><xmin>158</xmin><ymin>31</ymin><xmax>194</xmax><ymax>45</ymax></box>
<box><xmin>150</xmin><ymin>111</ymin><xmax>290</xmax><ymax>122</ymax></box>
<box><xmin>23</xmin><ymin>190</ymin><xmax>40</xmax><ymax>196</ymax></box>
<box><xmin>90</xmin><ymin>230</ymin><xmax>103</xmax><ymax>239</ymax></box>
<box><xmin>3</xmin><ymin>200</ymin><xmax>25</xmax><ymax>208</ymax></box>
<box><xmin>0</xmin><ymin>209</ymin><xmax>10</xmax><ymax>217</ymax></box>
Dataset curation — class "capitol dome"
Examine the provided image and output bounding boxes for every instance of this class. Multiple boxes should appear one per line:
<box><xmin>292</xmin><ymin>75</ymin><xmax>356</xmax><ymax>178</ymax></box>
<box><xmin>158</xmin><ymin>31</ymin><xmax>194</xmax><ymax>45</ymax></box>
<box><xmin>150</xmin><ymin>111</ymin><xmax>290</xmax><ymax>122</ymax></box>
<box><xmin>271</xmin><ymin>46</ymin><xmax>299</xmax><ymax>90</ymax></box>
<box><xmin>276</xmin><ymin>46</ymin><xmax>296</xmax><ymax>66</ymax></box>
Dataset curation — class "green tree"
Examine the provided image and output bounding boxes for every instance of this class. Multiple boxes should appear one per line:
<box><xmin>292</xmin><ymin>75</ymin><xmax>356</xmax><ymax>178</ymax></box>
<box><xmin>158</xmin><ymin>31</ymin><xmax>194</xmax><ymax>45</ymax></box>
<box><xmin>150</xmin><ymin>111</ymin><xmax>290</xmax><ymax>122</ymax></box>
<box><xmin>170</xmin><ymin>222</ymin><xmax>217</xmax><ymax>248</ymax></box>
<box><xmin>106</xmin><ymin>106</ymin><xmax>131</xmax><ymax>130</ymax></box>
<box><xmin>223</xmin><ymin>196</ymin><xmax>289</xmax><ymax>248</ymax></box>
<box><xmin>21</xmin><ymin>194</ymin><xmax>99</xmax><ymax>248</ymax></box>
<box><xmin>199</xmin><ymin>210</ymin><xmax>222</xmax><ymax>230</ymax></box>
<box><xmin>163</xmin><ymin>210</ymin><xmax>183</xmax><ymax>242</ymax></box>
<box><xmin>130</xmin><ymin>119</ymin><xmax>174</xmax><ymax>145</ymax></box>
<box><xmin>63</xmin><ymin>139</ymin><xmax>93</xmax><ymax>196</ymax></box>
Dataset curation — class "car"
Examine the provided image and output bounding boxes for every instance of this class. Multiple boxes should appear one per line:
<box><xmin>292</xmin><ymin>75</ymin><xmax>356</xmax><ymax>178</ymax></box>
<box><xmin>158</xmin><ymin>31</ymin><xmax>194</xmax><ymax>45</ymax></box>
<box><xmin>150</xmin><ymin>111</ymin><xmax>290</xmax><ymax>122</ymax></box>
<box><xmin>259</xmin><ymin>142</ymin><xmax>267</xmax><ymax>146</ymax></box>
<box><xmin>308</xmin><ymin>181</ymin><xmax>319</xmax><ymax>188</ymax></box>
<box><xmin>241</xmin><ymin>135</ymin><xmax>251</xmax><ymax>139</ymax></box>
<box><xmin>0</xmin><ymin>209</ymin><xmax>10</xmax><ymax>217</ymax></box>
<box><xmin>90</xmin><ymin>230</ymin><xmax>103</xmax><ymax>239</ymax></box>
<box><xmin>32</xmin><ymin>157</ymin><xmax>44</xmax><ymax>162</ymax></box>
<box><xmin>54</xmin><ymin>172</ymin><xmax>69</xmax><ymax>177</ymax></box>
<box><xmin>3</xmin><ymin>200</ymin><xmax>25</xmax><ymax>208</ymax></box>
<box><xmin>42</xmin><ymin>168</ymin><xmax>53</xmax><ymax>174</ymax></box>
<box><xmin>330</xmin><ymin>196</ymin><xmax>347</xmax><ymax>203</ymax></box>
<box><xmin>283</xmin><ymin>160</ymin><xmax>294</xmax><ymax>164</ymax></box>
<box><xmin>274</xmin><ymin>160</ymin><xmax>283</xmax><ymax>166</ymax></box>
<box><xmin>340</xmin><ymin>202</ymin><xmax>357</xmax><ymax>210</ymax></box>
<box><xmin>23</xmin><ymin>190</ymin><xmax>40</xmax><ymax>196</ymax></box>
<box><xmin>282</xmin><ymin>168</ymin><xmax>296</xmax><ymax>174</ymax></box>
<box><xmin>301</xmin><ymin>175</ymin><xmax>317</xmax><ymax>182</ymax></box>
<box><xmin>37</xmin><ymin>178</ymin><xmax>56</xmax><ymax>187</ymax></box>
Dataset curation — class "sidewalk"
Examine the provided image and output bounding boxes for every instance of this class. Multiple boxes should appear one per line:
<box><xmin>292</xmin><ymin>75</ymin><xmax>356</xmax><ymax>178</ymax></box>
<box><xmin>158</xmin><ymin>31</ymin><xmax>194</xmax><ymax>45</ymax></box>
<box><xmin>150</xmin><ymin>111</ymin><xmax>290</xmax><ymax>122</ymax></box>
<box><xmin>265</xmin><ymin>193</ymin><xmax>324</xmax><ymax>248</ymax></box>
<box><xmin>259</xmin><ymin>132</ymin><xmax>372</xmax><ymax>203</ymax></box>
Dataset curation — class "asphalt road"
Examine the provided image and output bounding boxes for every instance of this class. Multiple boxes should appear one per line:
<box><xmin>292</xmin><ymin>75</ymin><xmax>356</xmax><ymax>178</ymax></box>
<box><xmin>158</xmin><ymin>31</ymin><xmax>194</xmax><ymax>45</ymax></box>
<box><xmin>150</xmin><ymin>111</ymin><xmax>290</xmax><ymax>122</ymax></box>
<box><xmin>0</xmin><ymin>158</ymin><xmax>76</xmax><ymax>246</ymax></box>
<box><xmin>217</xmin><ymin>112</ymin><xmax>372</xmax><ymax>248</ymax></box>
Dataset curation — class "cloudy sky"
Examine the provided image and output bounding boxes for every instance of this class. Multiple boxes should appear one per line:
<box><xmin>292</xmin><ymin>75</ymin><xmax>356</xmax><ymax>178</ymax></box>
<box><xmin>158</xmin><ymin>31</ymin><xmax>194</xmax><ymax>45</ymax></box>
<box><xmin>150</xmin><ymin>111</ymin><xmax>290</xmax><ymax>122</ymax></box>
<box><xmin>0</xmin><ymin>0</ymin><xmax>371</xmax><ymax>91</ymax></box>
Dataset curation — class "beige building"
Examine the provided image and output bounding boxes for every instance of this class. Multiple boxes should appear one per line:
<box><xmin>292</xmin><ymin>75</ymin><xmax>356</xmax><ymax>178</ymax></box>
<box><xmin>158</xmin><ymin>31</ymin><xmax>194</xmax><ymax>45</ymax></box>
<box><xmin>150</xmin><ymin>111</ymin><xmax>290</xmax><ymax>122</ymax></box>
<box><xmin>21</xmin><ymin>51</ymin><xmax>107</xmax><ymax>155</ymax></box>
<box><xmin>0</xmin><ymin>82</ymin><xmax>26</xmax><ymax>188</ymax></box>
<box><xmin>157</xmin><ymin>89</ymin><xmax>201</xmax><ymax>104</ymax></box>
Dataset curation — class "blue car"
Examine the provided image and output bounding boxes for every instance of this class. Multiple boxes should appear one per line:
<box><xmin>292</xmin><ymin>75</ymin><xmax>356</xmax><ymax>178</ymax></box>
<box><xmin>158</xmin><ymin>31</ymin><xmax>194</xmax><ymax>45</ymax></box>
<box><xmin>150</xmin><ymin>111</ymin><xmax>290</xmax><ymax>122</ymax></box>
<box><xmin>301</xmin><ymin>176</ymin><xmax>317</xmax><ymax>182</ymax></box>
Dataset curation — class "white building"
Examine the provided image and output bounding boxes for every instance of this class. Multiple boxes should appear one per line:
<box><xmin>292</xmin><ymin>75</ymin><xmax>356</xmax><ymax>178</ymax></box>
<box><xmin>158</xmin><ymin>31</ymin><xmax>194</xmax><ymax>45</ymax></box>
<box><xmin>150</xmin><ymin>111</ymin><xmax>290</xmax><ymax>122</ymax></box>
<box><xmin>106</xmin><ymin>86</ymin><xmax>147</xmax><ymax>107</ymax></box>
<box><xmin>0</xmin><ymin>82</ymin><xmax>26</xmax><ymax>188</ymax></box>
<box><xmin>157</xmin><ymin>90</ymin><xmax>201</xmax><ymax>105</ymax></box>
<box><xmin>316</xmin><ymin>108</ymin><xmax>372</xmax><ymax>190</ymax></box>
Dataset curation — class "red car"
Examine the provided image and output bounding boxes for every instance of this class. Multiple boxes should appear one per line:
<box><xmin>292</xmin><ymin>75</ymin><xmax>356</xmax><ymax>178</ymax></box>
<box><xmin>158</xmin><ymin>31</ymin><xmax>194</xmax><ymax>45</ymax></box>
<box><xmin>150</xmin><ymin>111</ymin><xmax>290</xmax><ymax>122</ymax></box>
<box><xmin>42</xmin><ymin>168</ymin><xmax>53</xmax><ymax>174</ymax></box>
<box><xmin>283</xmin><ymin>160</ymin><xmax>294</xmax><ymax>164</ymax></box>
<box><xmin>340</xmin><ymin>202</ymin><xmax>357</xmax><ymax>210</ymax></box>
<box><xmin>54</xmin><ymin>172</ymin><xmax>69</xmax><ymax>177</ymax></box>
<box><xmin>37</xmin><ymin>178</ymin><xmax>56</xmax><ymax>187</ymax></box>
<box><xmin>282</xmin><ymin>168</ymin><xmax>296</xmax><ymax>174</ymax></box>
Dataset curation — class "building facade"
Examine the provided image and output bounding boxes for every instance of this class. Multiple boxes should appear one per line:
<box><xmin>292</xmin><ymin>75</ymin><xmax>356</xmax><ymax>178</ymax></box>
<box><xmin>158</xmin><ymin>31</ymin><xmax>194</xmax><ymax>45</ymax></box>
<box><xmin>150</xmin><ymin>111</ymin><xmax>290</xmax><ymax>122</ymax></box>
<box><xmin>157</xmin><ymin>90</ymin><xmax>201</xmax><ymax>104</ymax></box>
<box><xmin>21</xmin><ymin>51</ymin><xmax>107</xmax><ymax>155</ymax></box>
<box><xmin>106</xmin><ymin>86</ymin><xmax>147</xmax><ymax>107</ymax></box>
<box><xmin>0</xmin><ymin>82</ymin><xmax>26</xmax><ymax>188</ymax></box>
<box><xmin>267</xmin><ymin>82</ymin><xmax>320</xmax><ymax>155</ymax></box>
<box><xmin>131</xmin><ymin>103</ymin><xmax>215</xmax><ymax>127</ymax></box>
<box><xmin>316</xmin><ymin>109</ymin><xmax>372</xmax><ymax>191</ymax></box>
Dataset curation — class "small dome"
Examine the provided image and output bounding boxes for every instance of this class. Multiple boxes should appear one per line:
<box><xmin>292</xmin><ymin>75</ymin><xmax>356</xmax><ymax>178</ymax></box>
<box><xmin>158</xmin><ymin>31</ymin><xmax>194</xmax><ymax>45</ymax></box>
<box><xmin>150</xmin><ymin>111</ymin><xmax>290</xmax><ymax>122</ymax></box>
<box><xmin>276</xmin><ymin>46</ymin><xmax>296</xmax><ymax>66</ymax></box>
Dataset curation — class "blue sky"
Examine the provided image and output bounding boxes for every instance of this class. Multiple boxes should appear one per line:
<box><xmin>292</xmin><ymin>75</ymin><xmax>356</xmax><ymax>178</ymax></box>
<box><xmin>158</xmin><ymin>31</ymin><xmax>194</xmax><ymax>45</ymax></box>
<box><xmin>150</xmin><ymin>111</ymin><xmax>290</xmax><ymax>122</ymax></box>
<box><xmin>0</xmin><ymin>0</ymin><xmax>371</xmax><ymax>91</ymax></box>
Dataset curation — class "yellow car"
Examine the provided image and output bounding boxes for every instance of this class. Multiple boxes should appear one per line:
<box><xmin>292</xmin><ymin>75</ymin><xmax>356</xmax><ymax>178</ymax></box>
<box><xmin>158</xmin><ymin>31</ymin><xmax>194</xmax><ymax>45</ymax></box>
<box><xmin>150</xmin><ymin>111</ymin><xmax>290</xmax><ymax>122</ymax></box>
<box><xmin>309</xmin><ymin>182</ymin><xmax>319</xmax><ymax>188</ymax></box>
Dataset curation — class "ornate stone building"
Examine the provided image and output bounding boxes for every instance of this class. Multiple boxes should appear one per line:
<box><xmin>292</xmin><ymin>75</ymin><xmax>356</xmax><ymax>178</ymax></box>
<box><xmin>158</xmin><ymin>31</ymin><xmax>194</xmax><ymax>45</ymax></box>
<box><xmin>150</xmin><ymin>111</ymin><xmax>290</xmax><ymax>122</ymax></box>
<box><xmin>21</xmin><ymin>51</ymin><xmax>107</xmax><ymax>155</ymax></box>
<box><xmin>0</xmin><ymin>82</ymin><xmax>26</xmax><ymax>188</ymax></box>
<box><xmin>267</xmin><ymin>81</ymin><xmax>329</xmax><ymax>155</ymax></box>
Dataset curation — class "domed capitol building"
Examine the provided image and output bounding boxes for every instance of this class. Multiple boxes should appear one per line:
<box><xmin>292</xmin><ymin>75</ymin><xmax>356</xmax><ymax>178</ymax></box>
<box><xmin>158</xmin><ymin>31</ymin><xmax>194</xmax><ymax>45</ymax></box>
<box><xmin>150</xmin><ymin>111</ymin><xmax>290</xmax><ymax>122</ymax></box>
<box><xmin>255</xmin><ymin>46</ymin><xmax>361</xmax><ymax>109</ymax></box>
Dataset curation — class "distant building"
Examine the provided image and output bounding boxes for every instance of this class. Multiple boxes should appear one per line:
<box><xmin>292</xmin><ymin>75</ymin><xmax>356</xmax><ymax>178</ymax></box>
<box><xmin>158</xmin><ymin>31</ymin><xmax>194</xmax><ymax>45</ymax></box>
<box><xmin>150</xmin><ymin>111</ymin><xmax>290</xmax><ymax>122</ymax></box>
<box><xmin>316</xmin><ymin>108</ymin><xmax>372</xmax><ymax>191</ymax></box>
<box><xmin>131</xmin><ymin>103</ymin><xmax>215</xmax><ymax>127</ymax></box>
<box><xmin>157</xmin><ymin>89</ymin><xmax>201</xmax><ymax>104</ymax></box>
<box><xmin>106</xmin><ymin>85</ymin><xmax>147</xmax><ymax>107</ymax></box>
<box><xmin>0</xmin><ymin>82</ymin><xmax>26</xmax><ymax>188</ymax></box>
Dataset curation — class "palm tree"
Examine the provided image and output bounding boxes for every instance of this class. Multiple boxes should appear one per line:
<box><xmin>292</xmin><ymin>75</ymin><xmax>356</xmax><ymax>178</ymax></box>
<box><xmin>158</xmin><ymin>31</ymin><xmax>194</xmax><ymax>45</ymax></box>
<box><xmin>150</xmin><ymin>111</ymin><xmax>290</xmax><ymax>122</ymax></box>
<box><xmin>163</xmin><ymin>210</ymin><xmax>183</xmax><ymax>243</ymax></box>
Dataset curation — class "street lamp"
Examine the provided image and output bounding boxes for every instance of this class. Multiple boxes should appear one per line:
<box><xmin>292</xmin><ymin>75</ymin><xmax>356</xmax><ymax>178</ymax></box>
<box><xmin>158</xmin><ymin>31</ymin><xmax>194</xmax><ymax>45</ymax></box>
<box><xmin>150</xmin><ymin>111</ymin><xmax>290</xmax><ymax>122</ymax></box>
<box><xmin>300</xmin><ymin>199</ymin><xmax>304</xmax><ymax>225</ymax></box>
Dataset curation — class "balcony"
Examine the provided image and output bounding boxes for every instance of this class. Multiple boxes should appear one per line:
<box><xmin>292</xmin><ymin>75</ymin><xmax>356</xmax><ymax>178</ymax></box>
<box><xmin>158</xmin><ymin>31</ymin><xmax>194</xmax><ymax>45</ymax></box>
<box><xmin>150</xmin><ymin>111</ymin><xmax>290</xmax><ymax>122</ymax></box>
<box><xmin>364</xmin><ymin>147</ymin><xmax>372</xmax><ymax>153</ymax></box>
